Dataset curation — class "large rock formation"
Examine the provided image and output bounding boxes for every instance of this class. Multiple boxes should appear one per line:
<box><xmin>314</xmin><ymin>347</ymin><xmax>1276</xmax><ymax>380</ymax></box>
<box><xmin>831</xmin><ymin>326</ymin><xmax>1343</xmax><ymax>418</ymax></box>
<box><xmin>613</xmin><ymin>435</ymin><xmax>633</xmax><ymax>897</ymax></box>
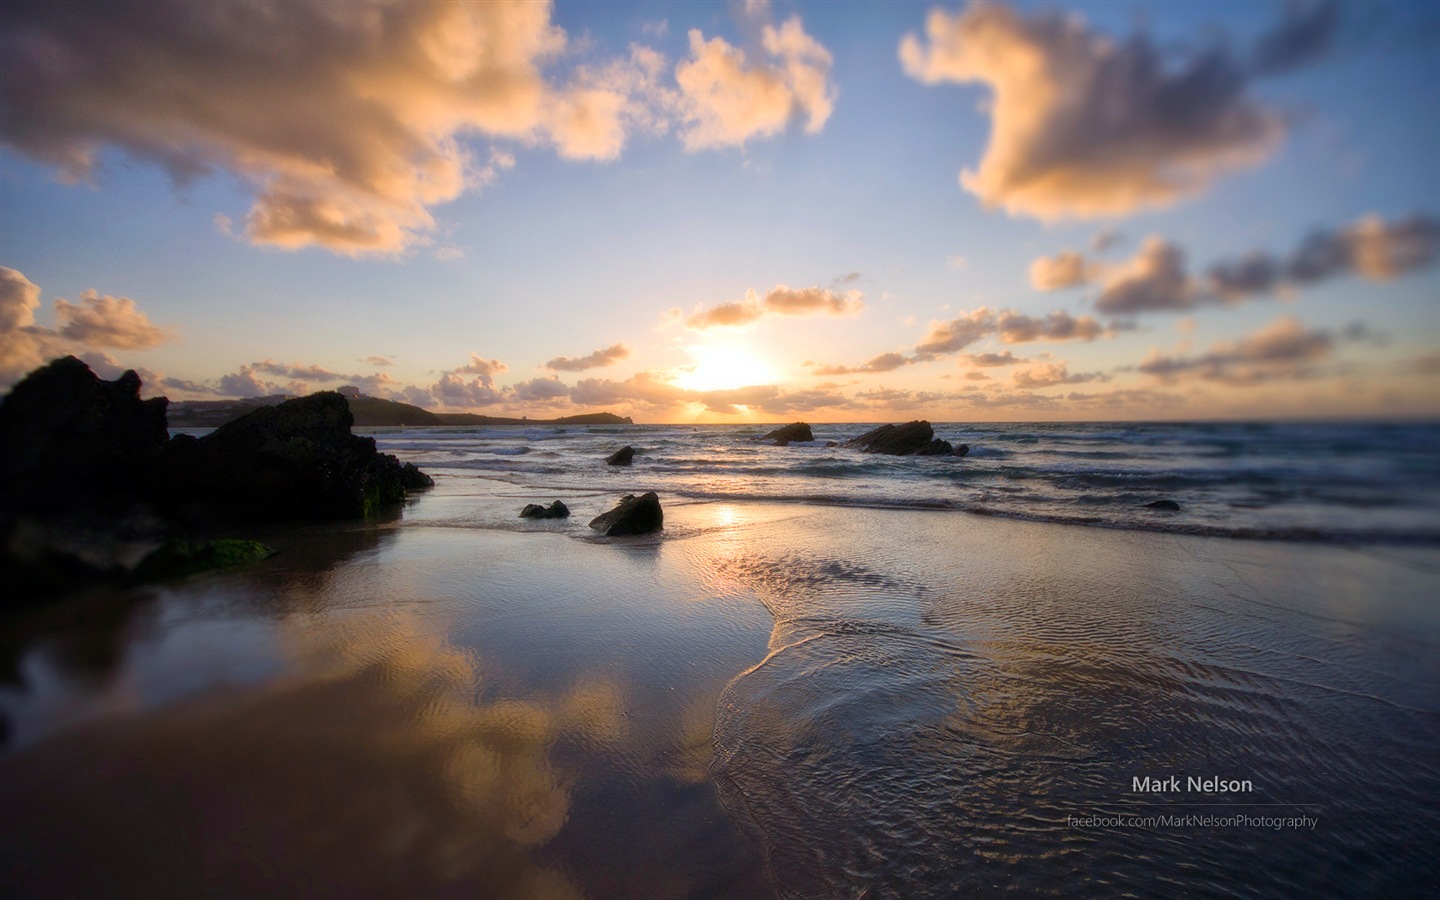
<box><xmin>843</xmin><ymin>421</ymin><xmax>959</xmax><ymax>456</ymax></box>
<box><xmin>589</xmin><ymin>493</ymin><xmax>663</xmax><ymax>536</ymax></box>
<box><xmin>606</xmin><ymin>446</ymin><xmax>635</xmax><ymax>466</ymax></box>
<box><xmin>0</xmin><ymin>358</ymin><xmax>433</xmax><ymax>603</ymax></box>
<box><xmin>163</xmin><ymin>391</ymin><xmax>432</xmax><ymax>523</ymax></box>
<box><xmin>761</xmin><ymin>422</ymin><xmax>813</xmax><ymax>445</ymax></box>
<box><xmin>0</xmin><ymin>356</ymin><xmax>169</xmax><ymax>517</ymax></box>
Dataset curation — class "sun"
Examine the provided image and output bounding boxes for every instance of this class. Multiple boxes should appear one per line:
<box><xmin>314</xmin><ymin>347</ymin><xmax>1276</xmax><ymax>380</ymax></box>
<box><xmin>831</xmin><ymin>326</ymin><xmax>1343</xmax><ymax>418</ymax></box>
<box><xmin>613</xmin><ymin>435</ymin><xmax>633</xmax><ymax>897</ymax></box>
<box><xmin>671</xmin><ymin>340</ymin><xmax>779</xmax><ymax>392</ymax></box>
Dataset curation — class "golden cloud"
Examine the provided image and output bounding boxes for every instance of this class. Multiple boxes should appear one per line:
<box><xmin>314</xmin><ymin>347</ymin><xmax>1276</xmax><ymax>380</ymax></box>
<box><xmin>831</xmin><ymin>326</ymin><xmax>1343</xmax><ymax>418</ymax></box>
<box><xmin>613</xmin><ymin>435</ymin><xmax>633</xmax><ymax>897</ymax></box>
<box><xmin>900</xmin><ymin>3</ymin><xmax>1285</xmax><ymax>219</ymax></box>
<box><xmin>676</xmin><ymin>10</ymin><xmax>836</xmax><ymax>151</ymax></box>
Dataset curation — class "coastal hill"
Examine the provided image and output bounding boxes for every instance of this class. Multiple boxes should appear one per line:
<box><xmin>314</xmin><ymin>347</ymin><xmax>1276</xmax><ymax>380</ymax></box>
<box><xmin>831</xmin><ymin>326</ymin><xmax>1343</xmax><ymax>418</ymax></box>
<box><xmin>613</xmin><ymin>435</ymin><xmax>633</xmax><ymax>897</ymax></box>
<box><xmin>169</xmin><ymin>394</ymin><xmax>633</xmax><ymax>428</ymax></box>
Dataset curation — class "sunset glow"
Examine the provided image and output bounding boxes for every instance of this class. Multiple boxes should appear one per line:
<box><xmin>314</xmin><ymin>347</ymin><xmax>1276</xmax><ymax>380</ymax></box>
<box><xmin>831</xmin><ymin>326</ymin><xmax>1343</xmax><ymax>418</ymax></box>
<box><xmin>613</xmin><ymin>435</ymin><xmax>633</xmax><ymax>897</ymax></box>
<box><xmin>672</xmin><ymin>342</ymin><xmax>782</xmax><ymax>393</ymax></box>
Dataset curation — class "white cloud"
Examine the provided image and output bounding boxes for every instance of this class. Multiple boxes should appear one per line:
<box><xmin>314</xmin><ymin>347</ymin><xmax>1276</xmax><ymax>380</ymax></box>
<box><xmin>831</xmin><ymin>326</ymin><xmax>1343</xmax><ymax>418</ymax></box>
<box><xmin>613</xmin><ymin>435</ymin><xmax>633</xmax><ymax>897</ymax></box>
<box><xmin>675</xmin><ymin>7</ymin><xmax>836</xmax><ymax>151</ymax></box>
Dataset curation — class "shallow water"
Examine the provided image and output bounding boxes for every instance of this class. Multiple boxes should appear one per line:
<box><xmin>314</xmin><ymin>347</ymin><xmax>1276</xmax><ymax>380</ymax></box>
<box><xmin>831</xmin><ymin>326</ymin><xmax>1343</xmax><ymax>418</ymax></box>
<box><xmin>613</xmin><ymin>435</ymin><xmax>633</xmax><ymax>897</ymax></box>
<box><xmin>2</xmin><ymin>446</ymin><xmax>1439</xmax><ymax>896</ymax></box>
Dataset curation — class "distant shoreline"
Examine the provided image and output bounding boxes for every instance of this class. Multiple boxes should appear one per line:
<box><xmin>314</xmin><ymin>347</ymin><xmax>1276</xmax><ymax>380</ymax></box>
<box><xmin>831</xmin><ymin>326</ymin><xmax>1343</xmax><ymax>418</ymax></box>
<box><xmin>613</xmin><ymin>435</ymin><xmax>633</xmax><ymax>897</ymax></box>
<box><xmin>168</xmin><ymin>394</ymin><xmax>633</xmax><ymax>428</ymax></box>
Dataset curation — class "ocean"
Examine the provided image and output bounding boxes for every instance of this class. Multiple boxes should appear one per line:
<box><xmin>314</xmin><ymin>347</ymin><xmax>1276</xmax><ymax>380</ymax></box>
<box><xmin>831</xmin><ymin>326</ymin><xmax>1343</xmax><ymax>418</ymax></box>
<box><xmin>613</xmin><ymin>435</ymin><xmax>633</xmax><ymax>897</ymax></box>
<box><xmin>1</xmin><ymin>419</ymin><xmax>1437</xmax><ymax>897</ymax></box>
<box><xmin>372</xmin><ymin>420</ymin><xmax>1440</xmax><ymax>543</ymax></box>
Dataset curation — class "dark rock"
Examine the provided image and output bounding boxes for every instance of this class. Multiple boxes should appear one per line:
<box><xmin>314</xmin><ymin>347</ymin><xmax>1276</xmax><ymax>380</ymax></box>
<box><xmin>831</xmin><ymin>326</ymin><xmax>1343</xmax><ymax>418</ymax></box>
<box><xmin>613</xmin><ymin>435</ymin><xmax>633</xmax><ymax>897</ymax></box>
<box><xmin>589</xmin><ymin>492</ymin><xmax>663</xmax><ymax>536</ymax></box>
<box><xmin>0</xmin><ymin>361</ymin><xmax>433</xmax><ymax>606</ymax></box>
<box><xmin>953</xmin><ymin>444</ymin><xmax>970</xmax><ymax>457</ymax></box>
<box><xmin>843</xmin><ymin>421</ymin><xmax>953</xmax><ymax>456</ymax></box>
<box><xmin>0</xmin><ymin>356</ymin><xmax>169</xmax><ymax>517</ymax></box>
<box><xmin>162</xmin><ymin>392</ymin><xmax>429</xmax><ymax>523</ymax></box>
<box><xmin>761</xmin><ymin>422</ymin><xmax>813</xmax><ymax>445</ymax></box>
<box><xmin>1145</xmin><ymin>499</ymin><xmax>1181</xmax><ymax>511</ymax></box>
<box><xmin>606</xmin><ymin>446</ymin><xmax>635</xmax><ymax>466</ymax></box>
<box><xmin>399</xmin><ymin>462</ymin><xmax>434</xmax><ymax>490</ymax></box>
<box><xmin>520</xmin><ymin>500</ymin><xmax>570</xmax><ymax>519</ymax></box>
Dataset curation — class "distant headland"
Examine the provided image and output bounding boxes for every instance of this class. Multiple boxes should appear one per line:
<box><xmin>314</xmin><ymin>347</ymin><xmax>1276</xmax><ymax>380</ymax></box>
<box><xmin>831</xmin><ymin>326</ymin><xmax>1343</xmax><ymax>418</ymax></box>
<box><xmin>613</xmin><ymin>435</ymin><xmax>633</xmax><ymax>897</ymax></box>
<box><xmin>168</xmin><ymin>394</ymin><xmax>634</xmax><ymax>428</ymax></box>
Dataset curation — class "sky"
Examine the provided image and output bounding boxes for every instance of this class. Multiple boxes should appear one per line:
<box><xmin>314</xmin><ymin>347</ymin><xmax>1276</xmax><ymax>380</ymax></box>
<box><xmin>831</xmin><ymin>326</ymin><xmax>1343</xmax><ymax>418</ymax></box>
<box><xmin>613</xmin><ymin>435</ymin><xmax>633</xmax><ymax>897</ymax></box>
<box><xmin>1</xmin><ymin>0</ymin><xmax>1437</xmax><ymax>423</ymax></box>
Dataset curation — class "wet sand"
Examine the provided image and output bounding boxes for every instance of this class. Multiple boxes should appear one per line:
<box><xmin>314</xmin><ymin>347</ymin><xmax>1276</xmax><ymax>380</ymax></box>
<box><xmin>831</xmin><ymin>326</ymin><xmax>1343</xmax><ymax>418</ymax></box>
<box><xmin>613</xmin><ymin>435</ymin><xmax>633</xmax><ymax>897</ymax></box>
<box><xmin>1</xmin><ymin>488</ymin><xmax>1437</xmax><ymax>897</ymax></box>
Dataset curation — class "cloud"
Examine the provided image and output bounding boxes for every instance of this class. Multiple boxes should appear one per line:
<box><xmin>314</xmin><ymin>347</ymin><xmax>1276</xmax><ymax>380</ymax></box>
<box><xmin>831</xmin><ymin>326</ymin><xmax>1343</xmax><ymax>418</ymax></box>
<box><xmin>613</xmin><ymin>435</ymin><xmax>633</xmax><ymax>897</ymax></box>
<box><xmin>1090</xmin><ymin>229</ymin><xmax>1125</xmax><ymax>252</ymax></box>
<box><xmin>805</xmin><ymin>352</ymin><xmax>912</xmax><ymax>376</ymax></box>
<box><xmin>545</xmin><ymin>46</ymin><xmax>679</xmax><ymax>161</ymax></box>
<box><xmin>1029</xmin><ymin>251</ymin><xmax>1094</xmax><ymax>291</ymax></box>
<box><xmin>217</xmin><ymin>364</ymin><xmax>288</xmax><ymax>399</ymax></box>
<box><xmin>544</xmin><ymin>342</ymin><xmax>631</xmax><ymax>372</ymax></box>
<box><xmin>899</xmin><ymin>2</ymin><xmax>1285</xmax><ymax>219</ymax></box>
<box><xmin>0</xmin><ymin>1</ymin><xmax>675</xmax><ymax>256</ymax></box>
<box><xmin>914</xmin><ymin>307</ymin><xmax>997</xmax><ymax>358</ymax></box>
<box><xmin>1287</xmin><ymin>213</ymin><xmax>1440</xmax><ymax>283</ymax></box>
<box><xmin>363</xmin><ymin>356</ymin><xmax>394</xmax><ymax>367</ymax></box>
<box><xmin>963</xmin><ymin>351</ymin><xmax>1025</xmax><ymax>367</ymax></box>
<box><xmin>1041</xmin><ymin>213</ymin><xmax>1440</xmax><ymax>314</ymax></box>
<box><xmin>0</xmin><ymin>267</ymin><xmax>175</xmax><ymax>385</ymax></box>
<box><xmin>566</xmin><ymin>369</ymin><xmax>861</xmax><ymax>417</ymax></box>
<box><xmin>1136</xmin><ymin>316</ymin><xmax>1343</xmax><ymax>384</ymax></box>
<box><xmin>78</xmin><ymin>302</ymin><xmax>163</xmax><ymax>348</ymax></box>
<box><xmin>432</xmin><ymin>371</ymin><xmax>506</xmax><ymax>407</ymax></box>
<box><xmin>0</xmin><ymin>267</ymin><xmax>61</xmax><ymax>382</ymax></box>
<box><xmin>997</xmin><ymin>309</ymin><xmax>1108</xmax><ymax>343</ymax></box>
<box><xmin>1012</xmin><ymin>362</ymin><xmax>1108</xmax><ymax>388</ymax></box>
<box><xmin>676</xmin><ymin>7</ymin><xmax>836</xmax><ymax>151</ymax></box>
<box><xmin>1095</xmin><ymin>237</ymin><xmax>1197</xmax><ymax>314</ymax></box>
<box><xmin>756</xmin><ymin>388</ymin><xmax>860</xmax><ymax>415</ymax></box>
<box><xmin>685</xmin><ymin>285</ymin><xmax>862</xmax><ymax>330</ymax></box>
<box><xmin>250</xmin><ymin>360</ymin><xmax>348</xmax><ymax>382</ymax></box>
<box><xmin>1207</xmin><ymin>252</ymin><xmax>1283</xmax><ymax>300</ymax></box>
<box><xmin>455</xmin><ymin>354</ymin><xmax>508</xmax><ymax>383</ymax></box>
<box><xmin>162</xmin><ymin>376</ymin><xmax>218</xmax><ymax>396</ymax></box>
<box><xmin>510</xmin><ymin>376</ymin><xmax>571</xmax><ymax>404</ymax></box>
<box><xmin>820</xmin><ymin>303</ymin><xmax>1116</xmax><ymax>373</ymax></box>
<box><xmin>1249</xmin><ymin>1</ymin><xmax>1342</xmax><ymax>76</ymax></box>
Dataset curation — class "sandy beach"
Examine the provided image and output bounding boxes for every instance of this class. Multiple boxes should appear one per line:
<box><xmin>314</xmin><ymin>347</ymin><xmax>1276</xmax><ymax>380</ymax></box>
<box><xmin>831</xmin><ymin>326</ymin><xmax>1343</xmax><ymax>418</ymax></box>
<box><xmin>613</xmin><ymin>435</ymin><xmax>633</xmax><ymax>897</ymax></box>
<box><xmin>2</xmin><ymin>472</ymin><xmax>1437</xmax><ymax>898</ymax></box>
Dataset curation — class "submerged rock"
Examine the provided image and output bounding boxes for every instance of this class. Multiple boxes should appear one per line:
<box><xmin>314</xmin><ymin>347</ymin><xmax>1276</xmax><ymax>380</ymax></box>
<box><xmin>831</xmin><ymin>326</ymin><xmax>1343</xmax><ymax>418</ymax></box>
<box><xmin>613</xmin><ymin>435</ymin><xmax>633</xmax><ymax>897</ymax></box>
<box><xmin>589</xmin><ymin>492</ymin><xmax>663</xmax><ymax>536</ymax></box>
<box><xmin>519</xmin><ymin>500</ymin><xmax>570</xmax><ymax>519</ymax></box>
<box><xmin>1145</xmin><ymin>499</ymin><xmax>1181</xmax><ymax>511</ymax></box>
<box><xmin>843</xmin><ymin>421</ymin><xmax>954</xmax><ymax>456</ymax></box>
<box><xmin>761</xmin><ymin>422</ymin><xmax>813</xmax><ymax>445</ymax></box>
<box><xmin>606</xmin><ymin>446</ymin><xmax>635</xmax><ymax>466</ymax></box>
<box><xmin>131</xmin><ymin>539</ymin><xmax>276</xmax><ymax>582</ymax></box>
<box><xmin>953</xmin><ymin>444</ymin><xmax>970</xmax><ymax>457</ymax></box>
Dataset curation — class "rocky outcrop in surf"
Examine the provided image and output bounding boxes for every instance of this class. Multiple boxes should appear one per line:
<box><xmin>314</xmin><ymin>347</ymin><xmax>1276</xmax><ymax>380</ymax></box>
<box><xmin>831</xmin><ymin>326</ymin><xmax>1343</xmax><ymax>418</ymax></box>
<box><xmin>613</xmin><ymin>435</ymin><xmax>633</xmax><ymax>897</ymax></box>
<box><xmin>163</xmin><ymin>391</ymin><xmax>432</xmax><ymax>523</ymax></box>
<box><xmin>843</xmin><ymin>421</ymin><xmax>962</xmax><ymax>456</ymax></box>
<box><xmin>520</xmin><ymin>501</ymin><xmax>570</xmax><ymax>519</ymax></box>
<box><xmin>589</xmin><ymin>493</ymin><xmax>663</xmax><ymax>536</ymax></box>
<box><xmin>762</xmin><ymin>422</ymin><xmax>813</xmax><ymax>445</ymax></box>
<box><xmin>606</xmin><ymin>446</ymin><xmax>635</xmax><ymax>466</ymax></box>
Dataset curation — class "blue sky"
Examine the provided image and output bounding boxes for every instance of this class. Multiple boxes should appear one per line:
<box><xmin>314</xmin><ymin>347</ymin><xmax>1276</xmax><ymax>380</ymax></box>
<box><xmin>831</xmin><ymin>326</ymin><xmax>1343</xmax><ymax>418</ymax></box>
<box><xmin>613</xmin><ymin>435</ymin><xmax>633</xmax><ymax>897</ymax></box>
<box><xmin>1</xmin><ymin>0</ymin><xmax>1436</xmax><ymax>421</ymax></box>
